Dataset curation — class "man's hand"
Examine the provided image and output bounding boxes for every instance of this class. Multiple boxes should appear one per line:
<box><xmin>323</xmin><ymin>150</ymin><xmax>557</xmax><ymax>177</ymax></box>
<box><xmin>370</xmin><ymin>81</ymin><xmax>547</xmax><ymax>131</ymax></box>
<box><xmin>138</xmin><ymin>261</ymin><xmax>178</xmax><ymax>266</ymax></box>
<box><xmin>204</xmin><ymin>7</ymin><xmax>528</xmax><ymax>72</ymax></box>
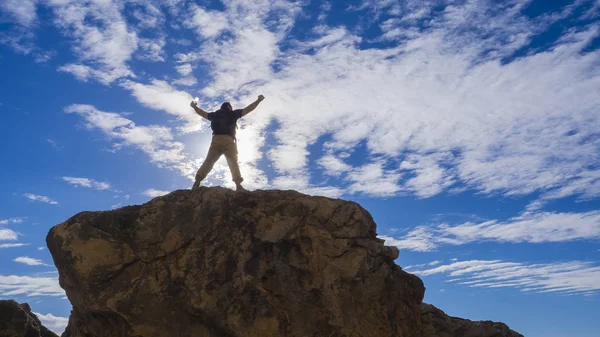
<box><xmin>190</xmin><ymin>100</ymin><xmax>209</xmax><ymax>120</ymax></box>
<box><xmin>242</xmin><ymin>95</ymin><xmax>265</xmax><ymax>116</ymax></box>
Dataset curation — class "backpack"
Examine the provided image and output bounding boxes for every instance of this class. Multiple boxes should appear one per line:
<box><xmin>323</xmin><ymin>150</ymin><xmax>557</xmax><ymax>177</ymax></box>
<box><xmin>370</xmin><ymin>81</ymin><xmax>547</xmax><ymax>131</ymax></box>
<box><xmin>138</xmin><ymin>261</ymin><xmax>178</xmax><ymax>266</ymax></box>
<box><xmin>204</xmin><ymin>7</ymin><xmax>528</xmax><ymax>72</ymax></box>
<box><xmin>210</xmin><ymin>110</ymin><xmax>238</xmax><ymax>138</ymax></box>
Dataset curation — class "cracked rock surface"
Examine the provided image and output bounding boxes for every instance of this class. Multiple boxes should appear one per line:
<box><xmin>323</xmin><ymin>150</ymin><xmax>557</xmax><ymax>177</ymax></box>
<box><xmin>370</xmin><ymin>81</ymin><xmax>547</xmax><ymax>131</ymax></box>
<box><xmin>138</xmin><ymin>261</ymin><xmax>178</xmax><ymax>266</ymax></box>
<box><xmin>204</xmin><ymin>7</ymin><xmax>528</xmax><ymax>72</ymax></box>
<box><xmin>47</xmin><ymin>187</ymin><xmax>522</xmax><ymax>337</ymax></box>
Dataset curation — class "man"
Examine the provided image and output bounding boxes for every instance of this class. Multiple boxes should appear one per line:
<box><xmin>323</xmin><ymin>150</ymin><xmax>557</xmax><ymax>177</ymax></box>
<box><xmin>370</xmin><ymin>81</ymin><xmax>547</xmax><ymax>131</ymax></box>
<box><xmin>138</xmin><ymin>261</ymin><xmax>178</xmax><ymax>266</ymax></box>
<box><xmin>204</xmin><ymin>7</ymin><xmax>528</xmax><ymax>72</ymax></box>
<box><xmin>190</xmin><ymin>95</ymin><xmax>265</xmax><ymax>191</ymax></box>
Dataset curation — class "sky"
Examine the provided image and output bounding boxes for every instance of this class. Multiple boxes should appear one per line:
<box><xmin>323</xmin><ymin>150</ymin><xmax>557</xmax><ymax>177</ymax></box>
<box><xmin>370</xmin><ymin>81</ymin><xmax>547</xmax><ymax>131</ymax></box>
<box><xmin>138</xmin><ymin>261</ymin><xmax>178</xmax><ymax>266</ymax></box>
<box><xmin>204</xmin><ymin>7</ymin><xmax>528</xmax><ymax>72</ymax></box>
<box><xmin>0</xmin><ymin>0</ymin><xmax>599</xmax><ymax>335</ymax></box>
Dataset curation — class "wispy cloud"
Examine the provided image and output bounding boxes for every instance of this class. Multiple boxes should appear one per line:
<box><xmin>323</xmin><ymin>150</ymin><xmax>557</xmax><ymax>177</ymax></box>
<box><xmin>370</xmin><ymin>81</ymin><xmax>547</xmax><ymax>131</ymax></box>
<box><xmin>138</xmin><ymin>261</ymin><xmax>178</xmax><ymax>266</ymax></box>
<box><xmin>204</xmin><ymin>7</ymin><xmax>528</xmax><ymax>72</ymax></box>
<box><xmin>46</xmin><ymin>139</ymin><xmax>62</xmax><ymax>150</ymax></box>
<box><xmin>62</xmin><ymin>177</ymin><xmax>111</xmax><ymax>190</ymax></box>
<box><xmin>0</xmin><ymin>274</ymin><xmax>64</xmax><ymax>297</ymax></box>
<box><xmin>33</xmin><ymin>312</ymin><xmax>69</xmax><ymax>335</ymax></box>
<box><xmin>143</xmin><ymin>189</ymin><xmax>170</xmax><ymax>198</ymax></box>
<box><xmin>23</xmin><ymin>194</ymin><xmax>58</xmax><ymax>205</ymax></box>
<box><xmin>168</xmin><ymin>0</ymin><xmax>600</xmax><ymax>199</ymax></box>
<box><xmin>48</xmin><ymin>0</ymin><xmax>139</xmax><ymax>84</ymax></box>
<box><xmin>411</xmin><ymin>259</ymin><xmax>600</xmax><ymax>296</ymax></box>
<box><xmin>14</xmin><ymin>257</ymin><xmax>49</xmax><ymax>267</ymax></box>
<box><xmin>0</xmin><ymin>0</ymin><xmax>37</xmax><ymax>27</ymax></box>
<box><xmin>7</xmin><ymin>0</ymin><xmax>600</xmax><ymax>200</ymax></box>
<box><xmin>0</xmin><ymin>243</ymin><xmax>29</xmax><ymax>248</ymax></box>
<box><xmin>65</xmin><ymin>104</ymin><xmax>196</xmax><ymax>179</ymax></box>
<box><xmin>0</xmin><ymin>217</ymin><xmax>23</xmax><ymax>225</ymax></box>
<box><xmin>381</xmin><ymin>210</ymin><xmax>600</xmax><ymax>252</ymax></box>
<box><xmin>120</xmin><ymin>79</ymin><xmax>199</xmax><ymax>133</ymax></box>
<box><xmin>37</xmin><ymin>246</ymin><xmax>45</xmax><ymax>251</ymax></box>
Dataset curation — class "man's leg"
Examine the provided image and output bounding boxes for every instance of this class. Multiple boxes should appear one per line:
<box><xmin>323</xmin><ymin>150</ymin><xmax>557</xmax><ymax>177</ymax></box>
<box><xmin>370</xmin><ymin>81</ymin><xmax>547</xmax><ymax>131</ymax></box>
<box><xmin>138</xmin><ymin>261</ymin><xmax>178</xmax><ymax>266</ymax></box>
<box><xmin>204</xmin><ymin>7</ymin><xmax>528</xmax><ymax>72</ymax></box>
<box><xmin>193</xmin><ymin>144</ymin><xmax>222</xmax><ymax>189</ymax></box>
<box><xmin>223</xmin><ymin>139</ymin><xmax>245</xmax><ymax>191</ymax></box>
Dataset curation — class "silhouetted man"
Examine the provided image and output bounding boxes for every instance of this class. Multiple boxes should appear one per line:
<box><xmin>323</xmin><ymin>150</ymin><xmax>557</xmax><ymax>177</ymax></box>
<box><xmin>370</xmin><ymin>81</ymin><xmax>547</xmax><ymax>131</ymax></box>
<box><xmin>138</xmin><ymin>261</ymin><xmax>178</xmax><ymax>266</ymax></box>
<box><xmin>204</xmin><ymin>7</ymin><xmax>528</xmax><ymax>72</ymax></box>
<box><xmin>190</xmin><ymin>95</ymin><xmax>265</xmax><ymax>191</ymax></box>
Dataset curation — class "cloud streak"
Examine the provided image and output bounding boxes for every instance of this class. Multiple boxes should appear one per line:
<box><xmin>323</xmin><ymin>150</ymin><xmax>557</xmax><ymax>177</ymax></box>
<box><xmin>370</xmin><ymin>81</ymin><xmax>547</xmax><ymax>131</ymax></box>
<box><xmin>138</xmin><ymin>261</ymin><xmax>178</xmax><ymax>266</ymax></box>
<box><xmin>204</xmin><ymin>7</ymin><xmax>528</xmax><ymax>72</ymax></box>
<box><xmin>62</xmin><ymin>177</ymin><xmax>111</xmax><ymax>190</ymax></box>
<box><xmin>0</xmin><ymin>243</ymin><xmax>30</xmax><ymax>249</ymax></box>
<box><xmin>381</xmin><ymin>209</ymin><xmax>600</xmax><ymax>252</ymax></box>
<box><xmin>410</xmin><ymin>259</ymin><xmax>600</xmax><ymax>296</ymax></box>
<box><xmin>14</xmin><ymin>257</ymin><xmax>49</xmax><ymax>267</ymax></box>
<box><xmin>23</xmin><ymin>194</ymin><xmax>59</xmax><ymax>205</ymax></box>
<box><xmin>0</xmin><ymin>218</ymin><xmax>23</xmax><ymax>225</ymax></box>
<box><xmin>0</xmin><ymin>274</ymin><xmax>64</xmax><ymax>297</ymax></box>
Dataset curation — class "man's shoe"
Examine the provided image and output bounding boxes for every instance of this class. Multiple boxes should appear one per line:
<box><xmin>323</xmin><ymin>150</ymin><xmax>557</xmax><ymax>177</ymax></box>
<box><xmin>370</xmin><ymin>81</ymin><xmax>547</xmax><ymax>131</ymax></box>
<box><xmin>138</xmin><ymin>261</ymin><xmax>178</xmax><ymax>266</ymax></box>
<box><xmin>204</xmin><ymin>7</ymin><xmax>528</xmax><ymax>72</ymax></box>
<box><xmin>235</xmin><ymin>184</ymin><xmax>247</xmax><ymax>192</ymax></box>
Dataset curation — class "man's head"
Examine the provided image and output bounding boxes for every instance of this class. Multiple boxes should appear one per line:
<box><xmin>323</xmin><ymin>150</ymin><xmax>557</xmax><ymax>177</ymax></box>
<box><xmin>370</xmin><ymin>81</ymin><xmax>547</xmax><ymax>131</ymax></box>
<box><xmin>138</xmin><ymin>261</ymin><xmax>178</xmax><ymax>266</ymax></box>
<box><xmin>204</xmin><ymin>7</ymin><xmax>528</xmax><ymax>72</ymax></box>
<box><xmin>221</xmin><ymin>102</ymin><xmax>233</xmax><ymax>111</ymax></box>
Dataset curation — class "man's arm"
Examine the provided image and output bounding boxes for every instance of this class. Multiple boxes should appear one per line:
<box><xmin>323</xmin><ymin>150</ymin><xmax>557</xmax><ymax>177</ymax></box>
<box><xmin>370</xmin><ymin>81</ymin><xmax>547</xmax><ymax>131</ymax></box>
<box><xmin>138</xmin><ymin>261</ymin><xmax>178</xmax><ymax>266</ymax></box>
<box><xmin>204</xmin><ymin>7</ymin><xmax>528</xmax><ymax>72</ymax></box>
<box><xmin>241</xmin><ymin>95</ymin><xmax>265</xmax><ymax>117</ymax></box>
<box><xmin>190</xmin><ymin>101</ymin><xmax>209</xmax><ymax>120</ymax></box>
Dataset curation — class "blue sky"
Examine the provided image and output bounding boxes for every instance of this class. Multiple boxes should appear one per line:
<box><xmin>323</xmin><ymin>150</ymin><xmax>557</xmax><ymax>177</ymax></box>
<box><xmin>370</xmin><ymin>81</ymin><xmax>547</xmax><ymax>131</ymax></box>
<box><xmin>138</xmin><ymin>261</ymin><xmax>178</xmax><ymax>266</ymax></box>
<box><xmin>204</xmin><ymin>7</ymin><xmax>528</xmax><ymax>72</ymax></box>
<box><xmin>1</xmin><ymin>0</ymin><xmax>599</xmax><ymax>335</ymax></box>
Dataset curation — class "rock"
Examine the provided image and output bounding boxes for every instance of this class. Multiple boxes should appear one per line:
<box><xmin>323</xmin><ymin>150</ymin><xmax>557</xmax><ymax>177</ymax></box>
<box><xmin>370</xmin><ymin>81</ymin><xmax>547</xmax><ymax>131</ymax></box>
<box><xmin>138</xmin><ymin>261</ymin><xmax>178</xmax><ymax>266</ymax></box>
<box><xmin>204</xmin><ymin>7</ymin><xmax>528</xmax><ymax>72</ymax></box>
<box><xmin>46</xmin><ymin>187</ymin><xmax>522</xmax><ymax>337</ymax></box>
<box><xmin>420</xmin><ymin>303</ymin><xmax>524</xmax><ymax>337</ymax></box>
<box><xmin>0</xmin><ymin>300</ymin><xmax>59</xmax><ymax>337</ymax></box>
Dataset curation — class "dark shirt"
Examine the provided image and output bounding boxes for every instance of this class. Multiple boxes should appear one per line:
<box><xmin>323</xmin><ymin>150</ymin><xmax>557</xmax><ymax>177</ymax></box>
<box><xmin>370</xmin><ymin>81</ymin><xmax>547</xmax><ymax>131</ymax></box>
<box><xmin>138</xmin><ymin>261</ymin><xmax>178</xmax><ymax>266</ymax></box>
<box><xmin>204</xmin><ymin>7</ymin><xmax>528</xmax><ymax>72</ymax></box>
<box><xmin>207</xmin><ymin>109</ymin><xmax>243</xmax><ymax>138</ymax></box>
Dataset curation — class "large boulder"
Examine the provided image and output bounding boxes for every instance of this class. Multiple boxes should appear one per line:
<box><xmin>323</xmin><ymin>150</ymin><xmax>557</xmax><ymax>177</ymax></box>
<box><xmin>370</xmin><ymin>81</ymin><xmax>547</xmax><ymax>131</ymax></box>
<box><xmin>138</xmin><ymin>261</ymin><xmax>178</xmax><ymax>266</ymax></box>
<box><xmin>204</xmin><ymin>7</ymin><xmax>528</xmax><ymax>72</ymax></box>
<box><xmin>47</xmin><ymin>187</ymin><xmax>522</xmax><ymax>337</ymax></box>
<box><xmin>0</xmin><ymin>300</ymin><xmax>58</xmax><ymax>337</ymax></box>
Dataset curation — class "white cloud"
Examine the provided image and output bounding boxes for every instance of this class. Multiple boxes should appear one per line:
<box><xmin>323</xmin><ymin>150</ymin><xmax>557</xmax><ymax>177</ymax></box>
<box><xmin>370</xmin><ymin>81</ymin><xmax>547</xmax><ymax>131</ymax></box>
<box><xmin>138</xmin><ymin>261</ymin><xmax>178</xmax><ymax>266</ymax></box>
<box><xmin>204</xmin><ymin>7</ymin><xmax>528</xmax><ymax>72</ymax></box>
<box><xmin>14</xmin><ymin>257</ymin><xmax>48</xmax><ymax>266</ymax></box>
<box><xmin>186</xmin><ymin>4</ymin><xmax>229</xmax><ymax>39</ymax></box>
<box><xmin>176</xmin><ymin>63</ymin><xmax>193</xmax><ymax>76</ymax></box>
<box><xmin>411</xmin><ymin>259</ymin><xmax>600</xmax><ymax>296</ymax></box>
<box><xmin>49</xmin><ymin>0</ymin><xmax>139</xmax><ymax>84</ymax></box>
<box><xmin>172</xmin><ymin>63</ymin><xmax>196</xmax><ymax>86</ymax></box>
<box><xmin>0</xmin><ymin>274</ymin><xmax>64</xmax><ymax>297</ymax></box>
<box><xmin>138</xmin><ymin>37</ymin><xmax>165</xmax><ymax>62</ymax></box>
<box><xmin>0</xmin><ymin>243</ymin><xmax>29</xmax><ymax>248</ymax></box>
<box><xmin>0</xmin><ymin>0</ymin><xmax>37</xmax><ymax>27</ymax></box>
<box><xmin>143</xmin><ymin>189</ymin><xmax>170</xmax><ymax>198</ymax></box>
<box><xmin>120</xmin><ymin>80</ymin><xmax>200</xmax><ymax>132</ymax></box>
<box><xmin>8</xmin><ymin>0</ymin><xmax>597</xmax><ymax>200</ymax></box>
<box><xmin>130</xmin><ymin>2</ymin><xmax>164</xmax><ymax>29</ymax></box>
<box><xmin>62</xmin><ymin>176</ymin><xmax>111</xmax><ymax>190</ymax></box>
<box><xmin>318</xmin><ymin>154</ymin><xmax>351</xmax><ymax>177</ymax></box>
<box><xmin>23</xmin><ymin>193</ymin><xmax>58</xmax><ymax>205</ymax></box>
<box><xmin>0</xmin><ymin>217</ymin><xmax>23</xmax><ymax>225</ymax></box>
<box><xmin>37</xmin><ymin>246</ymin><xmax>45</xmax><ymax>251</ymax></box>
<box><xmin>168</xmin><ymin>0</ymin><xmax>600</xmax><ymax>199</ymax></box>
<box><xmin>346</xmin><ymin>161</ymin><xmax>403</xmax><ymax>197</ymax></box>
<box><xmin>0</xmin><ymin>229</ymin><xmax>18</xmax><ymax>241</ymax></box>
<box><xmin>65</xmin><ymin>104</ymin><xmax>197</xmax><ymax>179</ymax></box>
<box><xmin>382</xmin><ymin>209</ymin><xmax>600</xmax><ymax>252</ymax></box>
<box><xmin>181</xmin><ymin>0</ymin><xmax>303</xmax><ymax>97</ymax></box>
<box><xmin>172</xmin><ymin>77</ymin><xmax>197</xmax><ymax>87</ymax></box>
<box><xmin>33</xmin><ymin>312</ymin><xmax>69</xmax><ymax>335</ymax></box>
<box><xmin>400</xmin><ymin>154</ymin><xmax>455</xmax><ymax>198</ymax></box>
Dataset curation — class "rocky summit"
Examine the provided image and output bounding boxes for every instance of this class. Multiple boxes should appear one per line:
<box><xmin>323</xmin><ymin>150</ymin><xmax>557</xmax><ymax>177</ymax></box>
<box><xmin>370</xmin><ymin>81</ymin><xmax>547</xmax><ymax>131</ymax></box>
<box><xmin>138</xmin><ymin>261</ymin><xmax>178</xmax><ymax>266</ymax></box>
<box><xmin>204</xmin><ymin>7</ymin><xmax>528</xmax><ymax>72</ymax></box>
<box><xmin>0</xmin><ymin>300</ymin><xmax>58</xmax><ymax>337</ymax></box>
<box><xmin>46</xmin><ymin>187</ymin><xmax>523</xmax><ymax>337</ymax></box>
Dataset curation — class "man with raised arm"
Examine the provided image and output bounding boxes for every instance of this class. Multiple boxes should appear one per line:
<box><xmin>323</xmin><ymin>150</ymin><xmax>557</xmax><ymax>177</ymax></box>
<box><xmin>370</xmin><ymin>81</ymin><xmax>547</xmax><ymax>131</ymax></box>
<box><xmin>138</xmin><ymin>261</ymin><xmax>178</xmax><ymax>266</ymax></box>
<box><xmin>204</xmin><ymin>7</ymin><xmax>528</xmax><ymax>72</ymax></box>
<box><xmin>190</xmin><ymin>95</ymin><xmax>265</xmax><ymax>192</ymax></box>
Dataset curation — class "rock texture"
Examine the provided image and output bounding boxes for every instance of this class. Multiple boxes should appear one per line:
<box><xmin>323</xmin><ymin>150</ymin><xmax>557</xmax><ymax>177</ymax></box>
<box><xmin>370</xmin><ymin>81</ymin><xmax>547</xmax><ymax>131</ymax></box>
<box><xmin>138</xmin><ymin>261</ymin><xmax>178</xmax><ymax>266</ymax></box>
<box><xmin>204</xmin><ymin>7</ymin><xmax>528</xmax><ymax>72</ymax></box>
<box><xmin>420</xmin><ymin>304</ymin><xmax>523</xmax><ymax>337</ymax></box>
<box><xmin>47</xmin><ymin>187</ymin><xmax>522</xmax><ymax>337</ymax></box>
<box><xmin>0</xmin><ymin>300</ymin><xmax>58</xmax><ymax>337</ymax></box>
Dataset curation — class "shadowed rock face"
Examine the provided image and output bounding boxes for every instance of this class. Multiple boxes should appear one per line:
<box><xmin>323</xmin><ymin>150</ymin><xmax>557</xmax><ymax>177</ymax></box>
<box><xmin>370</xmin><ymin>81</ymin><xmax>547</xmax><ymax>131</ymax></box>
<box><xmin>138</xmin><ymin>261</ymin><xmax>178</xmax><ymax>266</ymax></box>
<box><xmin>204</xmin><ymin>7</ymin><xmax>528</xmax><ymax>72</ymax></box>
<box><xmin>46</xmin><ymin>187</ymin><xmax>522</xmax><ymax>337</ymax></box>
<box><xmin>0</xmin><ymin>300</ymin><xmax>58</xmax><ymax>337</ymax></box>
<box><xmin>420</xmin><ymin>304</ymin><xmax>523</xmax><ymax>337</ymax></box>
